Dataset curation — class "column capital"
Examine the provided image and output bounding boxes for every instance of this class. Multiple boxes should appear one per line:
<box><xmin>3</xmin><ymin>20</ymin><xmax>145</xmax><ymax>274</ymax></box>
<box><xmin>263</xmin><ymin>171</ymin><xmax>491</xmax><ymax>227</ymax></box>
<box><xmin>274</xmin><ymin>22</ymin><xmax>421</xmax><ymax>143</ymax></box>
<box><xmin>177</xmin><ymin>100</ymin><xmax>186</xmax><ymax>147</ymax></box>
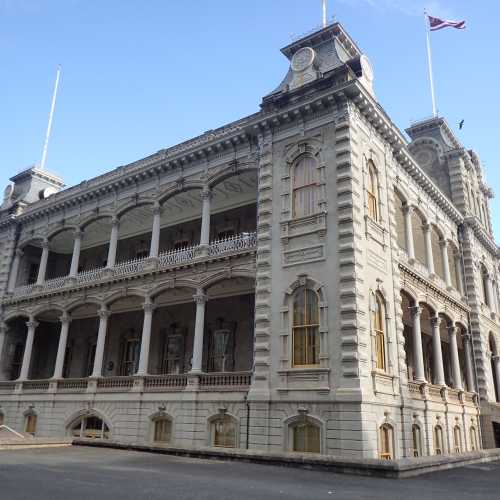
<box><xmin>15</xmin><ymin>248</ymin><xmax>24</xmax><ymax>258</ymax></box>
<box><xmin>193</xmin><ymin>291</ymin><xmax>208</xmax><ymax>305</ymax></box>
<box><xmin>439</xmin><ymin>239</ymin><xmax>448</xmax><ymax>248</ymax></box>
<box><xmin>430</xmin><ymin>316</ymin><xmax>442</xmax><ymax>328</ymax></box>
<box><xmin>201</xmin><ymin>187</ymin><xmax>213</xmax><ymax>200</ymax></box>
<box><xmin>422</xmin><ymin>223</ymin><xmax>432</xmax><ymax>233</ymax></box>
<box><xmin>403</xmin><ymin>204</ymin><xmax>413</xmax><ymax>216</ymax></box>
<box><xmin>26</xmin><ymin>320</ymin><xmax>39</xmax><ymax>330</ymax></box>
<box><xmin>143</xmin><ymin>299</ymin><xmax>156</xmax><ymax>313</ymax></box>
<box><xmin>410</xmin><ymin>305</ymin><xmax>422</xmax><ymax>318</ymax></box>
<box><xmin>98</xmin><ymin>307</ymin><xmax>111</xmax><ymax>320</ymax></box>
<box><xmin>74</xmin><ymin>228</ymin><xmax>83</xmax><ymax>238</ymax></box>
<box><xmin>464</xmin><ymin>332</ymin><xmax>472</xmax><ymax>343</ymax></box>
<box><xmin>111</xmin><ymin>216</ymin><xmax>120</xmax><ymax>227</ymax></box>
<box><xmin>60</xmin><ymin>312</ymin><xmax>71</xmax><ymax>325</ymax></box>
<box><xmin>447</xmin><ymin>325</ymin><xmax>459</xmax><ymax>336</ymax></box>
<box><xmin>41</xmin><ymin>239</ymin><xmax>50</xmax><ymax>249</ymax></box>
<box><xmin>152</xmin><ymin>203</ymin><xmax>161</xmax><ymax>216</ymax></box>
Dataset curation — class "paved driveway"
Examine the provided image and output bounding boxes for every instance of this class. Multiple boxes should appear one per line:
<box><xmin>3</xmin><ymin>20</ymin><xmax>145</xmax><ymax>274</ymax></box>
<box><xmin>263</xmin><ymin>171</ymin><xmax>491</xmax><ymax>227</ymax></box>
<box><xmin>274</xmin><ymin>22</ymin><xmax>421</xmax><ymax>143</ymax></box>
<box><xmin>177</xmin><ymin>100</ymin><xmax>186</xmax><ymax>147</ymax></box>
<box><xmin>0</xmin><ymin>446</ymin><xmax>499</xmax><ymax>499</ymax></box>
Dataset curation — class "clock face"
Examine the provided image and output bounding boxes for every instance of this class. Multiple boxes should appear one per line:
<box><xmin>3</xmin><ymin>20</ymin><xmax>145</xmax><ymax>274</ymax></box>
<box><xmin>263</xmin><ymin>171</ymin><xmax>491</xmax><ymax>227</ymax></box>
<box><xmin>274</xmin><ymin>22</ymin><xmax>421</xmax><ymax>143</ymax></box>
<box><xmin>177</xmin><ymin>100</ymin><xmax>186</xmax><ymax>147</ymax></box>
<box><xmin>291</xmin><ymin>47</ymin><xmax>316</xmax><ymax>72</ymax></box>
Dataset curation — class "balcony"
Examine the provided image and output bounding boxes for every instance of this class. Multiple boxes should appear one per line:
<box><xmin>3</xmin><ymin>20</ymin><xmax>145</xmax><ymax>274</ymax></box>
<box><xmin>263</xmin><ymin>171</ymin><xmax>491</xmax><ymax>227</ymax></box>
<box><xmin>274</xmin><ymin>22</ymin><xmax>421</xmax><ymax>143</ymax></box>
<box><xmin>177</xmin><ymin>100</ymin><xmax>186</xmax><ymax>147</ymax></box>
<box><xmin>406</xmin><ymin>381</ymin><xmax>478</xmax><ymax>406</ymax></box>
<box><xmin>9</xmin><ymin>232</ymin><xmax>257</xmax><ymax>301</ymax></box>
<box><xmin>0</xmin><ymin>371</ymin><xmax>252</xmax><ymax>395</ymax></box>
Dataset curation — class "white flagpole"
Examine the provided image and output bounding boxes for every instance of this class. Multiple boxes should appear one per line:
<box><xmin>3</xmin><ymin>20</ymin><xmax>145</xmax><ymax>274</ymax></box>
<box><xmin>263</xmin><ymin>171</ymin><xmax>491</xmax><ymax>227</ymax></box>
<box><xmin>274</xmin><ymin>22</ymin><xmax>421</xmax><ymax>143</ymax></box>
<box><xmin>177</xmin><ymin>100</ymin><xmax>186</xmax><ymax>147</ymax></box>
<box><xmin>322</xmin><ymin>0</ymin><xmax>327</xmax><ymax>28</ymax></box>
<box><xmin>39</xmin><ymin>65</ymin><xmax>61</xmax><ymax>171</ymax></box>
<box><xmin>424</xmin><ymin>12</ymin><xmax>437</xmax><ymax>117</ymax></box>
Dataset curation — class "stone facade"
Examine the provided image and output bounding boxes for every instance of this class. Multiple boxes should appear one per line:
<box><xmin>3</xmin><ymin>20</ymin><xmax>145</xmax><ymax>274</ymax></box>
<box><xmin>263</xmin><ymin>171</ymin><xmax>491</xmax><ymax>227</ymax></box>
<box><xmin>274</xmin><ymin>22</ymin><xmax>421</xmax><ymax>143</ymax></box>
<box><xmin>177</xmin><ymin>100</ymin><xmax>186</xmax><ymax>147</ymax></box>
<box><xmin>0</xmin><ymin>23</ymin><xmax>498</xmax><ymax>458</ymax></box>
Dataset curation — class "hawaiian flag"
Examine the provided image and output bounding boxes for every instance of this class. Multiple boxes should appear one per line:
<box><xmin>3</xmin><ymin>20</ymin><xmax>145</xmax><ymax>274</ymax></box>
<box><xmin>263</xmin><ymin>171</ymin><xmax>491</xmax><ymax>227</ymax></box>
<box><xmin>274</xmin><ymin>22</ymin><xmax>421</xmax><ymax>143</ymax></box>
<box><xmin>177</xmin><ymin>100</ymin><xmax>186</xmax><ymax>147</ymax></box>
<box><xmin>428</xmin><ymin>15</ymin><xmax>466</xmax><ymax>31</ymax></box>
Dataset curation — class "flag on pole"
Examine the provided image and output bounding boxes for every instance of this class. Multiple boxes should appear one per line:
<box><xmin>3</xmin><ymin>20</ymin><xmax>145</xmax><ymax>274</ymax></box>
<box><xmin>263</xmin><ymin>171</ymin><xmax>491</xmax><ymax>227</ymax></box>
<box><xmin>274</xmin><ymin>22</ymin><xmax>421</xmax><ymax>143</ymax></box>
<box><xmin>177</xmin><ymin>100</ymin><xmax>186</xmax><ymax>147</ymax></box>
<box><xmin>428</xmin><ymin>15</ymin><xmax>466</xmax><ymax>31</ymax></box>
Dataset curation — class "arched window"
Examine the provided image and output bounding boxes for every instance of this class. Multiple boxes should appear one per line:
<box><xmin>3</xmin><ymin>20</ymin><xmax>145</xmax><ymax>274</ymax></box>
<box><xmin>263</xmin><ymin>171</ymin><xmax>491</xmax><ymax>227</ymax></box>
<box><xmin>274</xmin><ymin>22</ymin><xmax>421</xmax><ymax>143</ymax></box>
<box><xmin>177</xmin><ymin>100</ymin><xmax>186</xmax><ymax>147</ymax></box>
<box><xmin>292</xmin><ymin>287</ymin><xmax>320</xmax><ymax>367</ymax></box>
<box><xmin>489</xmin><ymin>334</ymin><xmax>499</xmax><ymax>402</ymax></box>
<box><xmin>70</xmin><ymin>415</ymin><xmax>110</xmax><ymax>439</ymax></box>
<box><xmin>470</xmin><ymin>426</ymin><xmax>478</xmax><ymax>451</ymax></box>
<box><xmin>453</xmin><ymin>425</ymin><xmax>462</xmax><ymax>453</ymax></box>
<box><xmin>394</xmin><ymin>191</ymin><xmax>406</xmax><ymax>250</ymax></box>
<box><xmin>372</xmin><ymin>293</ymin><xmax>386</xmax><ymax>371</ymax></box>
<box><xmin>412</xmin><ymin>424</ymin><xmax>422</xmax><ymax>457</ymax></box>
<box><xmin>434</xmin><ymin>425</ymin><xmax>444</xmax><ymax>455</ymax></box>
<box><xmin>482</xmin><ymin>264</ymin><xmax>490</xmax><ymax>307</ymax></box>
<box><xmin>25</xmin><ymin>414</ymin><xmax>37</xmax><ymax>436</ymax></box>
<box><xmin>152</xmin><ymin>417</ymin><xmax>172</xmax><ymax>444</ymax></box>
<box><xmin>367</xmin><ymin>161</ymin><xmax>379</xmax><ymax>221</ymax></box>
<box><xmin>292</xmin><ymin>156</ymin><xmax>318</xmax><ymax>218</ymax></box>
<box><xmin>411</xmin><ymin>210</ymin><xmax>426</xmax><ymax>266</ymax></box>
<box><xmin>290</xmin><ymin>421</ymin><xmax>321</xmax><ymax>454</ymax></box>
<box><xmin>379</xmin><ymin>424</ymin><xmax>394</xmax><ymax>460</ymax></box>
<box><xmin>211</xmin><ymin>415</ymin><xmax>237</xmax><ymax>448</ymax></box>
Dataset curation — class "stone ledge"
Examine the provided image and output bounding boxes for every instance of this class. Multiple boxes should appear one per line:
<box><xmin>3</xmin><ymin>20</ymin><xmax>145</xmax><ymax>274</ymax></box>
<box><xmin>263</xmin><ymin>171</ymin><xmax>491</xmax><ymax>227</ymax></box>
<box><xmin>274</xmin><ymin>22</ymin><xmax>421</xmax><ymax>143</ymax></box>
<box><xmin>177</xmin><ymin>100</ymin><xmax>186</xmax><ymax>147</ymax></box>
<box><xmin>0</xmin><ymin>438</ymin><xmax>73</xmax><ymax>451</ymax></box>
<box><xmin>73</xmin><ymin>439</ymin><xmax>500</xmax><ymax>479</ymax></box>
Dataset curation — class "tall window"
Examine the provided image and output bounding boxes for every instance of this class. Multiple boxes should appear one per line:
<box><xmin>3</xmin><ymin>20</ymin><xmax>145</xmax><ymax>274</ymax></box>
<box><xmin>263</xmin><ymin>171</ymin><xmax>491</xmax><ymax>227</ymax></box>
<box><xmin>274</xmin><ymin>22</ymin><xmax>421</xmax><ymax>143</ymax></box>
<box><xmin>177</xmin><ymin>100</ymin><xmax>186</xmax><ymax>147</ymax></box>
<box><xmin>453</xmin><ymin>425</ymin><xmax>462</xmax><ymax>453</ymax></box>
<box><xmin>25</xmin><ymin>414</ymin><xmax>37</xmax><ymax>436</ymax></box>
<box><xmin>212</xmin><ymin>415</ymin><xmax>236</xmax><ymax>448</ymax></box>
<box><xmin>291</xmin><ymin>421</ymin><xmax>321</xmax><ymax>454</ymax></box>
<box><xmin>372</xmin><ymin>293</ymin><xmax>386</xmax><ymax>371</ymax></box>
<box><xmin>412</xmin><ymin>424</ymin><xmax>422</xmax><ymax>457</ymax></box>
<box><xmin>434</xmin><ymin>425</ymin><xmax>444</xmax><ymax>455</ymax></box>
<box><xmin>292</xmin><ymin>156</ymin><xmax>318</xmax><ymax>218</ymax></box>
<box><xmin>120</xmin><ymin>334</ymin><xmax>140</xmax><ymax>376</ymax></box>
<box><xmin>153</xmin><ymin>417</ymin><xmax>172</xmax><ymax>444</ymax></box>
<box><xmin>292</xmin><ymin>288</ymin><xmax>320</xmax><ymax>367</ymax></box>
<box><xmin>379</xmin><ymin>424</ymin><xmax>394</xmax><ymax>460</ymax></box>
<box><xmin>470</xmin><ymin>426</ymin><xmax>478</xmax><ymax>451</ymax></box>
<box><xmin>367</xmin><ymin>161</ymin><xmax>379</xmax><ymax>221</ymax></box>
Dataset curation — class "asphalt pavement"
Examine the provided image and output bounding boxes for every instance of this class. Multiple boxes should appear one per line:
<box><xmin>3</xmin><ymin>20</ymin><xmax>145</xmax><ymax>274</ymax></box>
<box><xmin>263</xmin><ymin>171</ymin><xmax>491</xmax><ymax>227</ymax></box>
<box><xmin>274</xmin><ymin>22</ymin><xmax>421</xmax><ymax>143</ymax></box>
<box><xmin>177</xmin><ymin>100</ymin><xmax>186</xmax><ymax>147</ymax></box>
<box><xmin>0</xmin><ymin>446</ymin><xmax>499</xmax><ymax>499</ymax></box>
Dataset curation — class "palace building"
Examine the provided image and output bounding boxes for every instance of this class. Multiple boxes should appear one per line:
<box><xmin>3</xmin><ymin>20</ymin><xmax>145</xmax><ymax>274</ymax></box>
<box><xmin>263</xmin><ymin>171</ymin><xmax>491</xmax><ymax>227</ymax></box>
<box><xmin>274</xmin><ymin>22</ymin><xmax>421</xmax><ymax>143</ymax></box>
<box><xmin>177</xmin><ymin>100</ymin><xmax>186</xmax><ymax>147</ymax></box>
<box><xmin>0</xmin><ymin>22</ymin><xmax>499</xmax><ymax>459</ymax></box>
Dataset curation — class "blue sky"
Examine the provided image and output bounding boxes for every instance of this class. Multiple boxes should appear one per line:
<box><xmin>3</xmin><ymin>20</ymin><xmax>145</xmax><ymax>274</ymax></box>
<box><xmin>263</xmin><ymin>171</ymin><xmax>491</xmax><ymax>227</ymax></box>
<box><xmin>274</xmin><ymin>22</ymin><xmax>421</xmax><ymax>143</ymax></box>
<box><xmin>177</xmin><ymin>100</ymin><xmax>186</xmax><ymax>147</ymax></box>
<box><xmin>1</xmin><ymin>0</ymin><xmax>499</xmax><ymax>236</ymax></box>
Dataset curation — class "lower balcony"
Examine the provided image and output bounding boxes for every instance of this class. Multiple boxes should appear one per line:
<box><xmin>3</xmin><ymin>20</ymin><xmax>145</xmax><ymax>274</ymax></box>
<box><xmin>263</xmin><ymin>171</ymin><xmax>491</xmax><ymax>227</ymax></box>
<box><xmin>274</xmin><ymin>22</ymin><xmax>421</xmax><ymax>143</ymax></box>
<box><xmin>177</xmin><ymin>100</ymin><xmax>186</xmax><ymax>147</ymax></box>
<box><xmin>0</xmin><ymin>371</ymin><xmax>252</xmax><ymax>396</ymax></box>
<box><xmin>407</xmin><ymin>380</ymin><xmax>478</xmax><ymax>406</ymax></box>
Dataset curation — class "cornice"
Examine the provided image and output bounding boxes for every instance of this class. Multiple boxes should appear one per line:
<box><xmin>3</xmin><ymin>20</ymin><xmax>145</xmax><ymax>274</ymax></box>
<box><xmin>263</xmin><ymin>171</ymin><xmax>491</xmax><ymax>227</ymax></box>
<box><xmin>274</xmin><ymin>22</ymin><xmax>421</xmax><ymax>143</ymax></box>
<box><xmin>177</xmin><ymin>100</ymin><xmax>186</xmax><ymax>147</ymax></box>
<box><xmin>463</xmin><ymin>216</ymin><xmax>498</xmax><ymax>256</ymax></box>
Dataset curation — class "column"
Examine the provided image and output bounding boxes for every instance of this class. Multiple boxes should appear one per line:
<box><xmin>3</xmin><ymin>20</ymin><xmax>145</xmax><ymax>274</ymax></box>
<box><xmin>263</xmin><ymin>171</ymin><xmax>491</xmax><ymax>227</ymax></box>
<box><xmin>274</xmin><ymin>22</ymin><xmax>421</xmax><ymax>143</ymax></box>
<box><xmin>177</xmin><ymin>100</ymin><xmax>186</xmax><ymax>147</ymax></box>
<box><xmin>149</xmin><ymin>205</ymin><xmax>161</xmax><ymax>258</ymax></box>
<box><xmin>454</xmin><ymin>253</ymin><xmax>465</xmax><ymax>295</ymax></box>
<box><xmin>430</xmin><ymin>316</ymin><xmax>446</xmax><ymax>386</ymax></box>
<box><xmin>69</xmin><ymin>229</ymin><xmax>82</xmax><ymax>277</ymax></box>
<box><xmin>423</xmin><ymin>224</ymin><xmax>435</xmax><ymax>276</ymax></box>
<box><xmin>91</xmin><ymin>307</ymin><xmax>110</xmax><ymax>378</ymax></box>
<box><xmin>136</xmin><ymin>299</ymin><xmax>155</xmax><ymax>375</ymax></box>
<box><xmin>486</xmin><ymin>275</ymin><xmax>495</xmax><ymax>312</ymax></box>
<box><xmin>440</xmin><ymin>240</ymin><xmax>452</xmax><ymax>289</ymax></box>
<box><xmin>199</xmin><ymin>188</ymin><xmax>212</xmax><ymax>247</ymax></box>
<box><xmin>52</xmin><ymin>312</ymin><xmax>71</xmax><ymax>379</ymax></box>
<box><xmin>0</xmin><ymin>323</ymin><xmax>6</xmax><ymax>378</ymax></box>
<box><xmin>493</xmin><ymin>356</ymin><xmax>500</xmax><ymax>402</ymax></box>
<box><xmin>7</xmin><ymin>249</ymin><xmax>23</xmax><ymax>292</ymax></box>
<box><xmin>106</xmin><ymin>217</ymin><xmax>119</xmax><ymax>268</ymax></box>
<box><xmin>190</xmin><ymin>289</ymin><xmax>207</xmax><ymax>373</ymax></box>
<box><xmin>36</xmin><ymin>239</ymin><xmax>49</xmax><ymax>285</ymax></box>
<box><xmin>403</xmin><ymin>205</ymin><xmax>415</xmax><ymax>261</ymax></box>
<box><xmin>448</xmin><ymin>326</ymin><xmax>463</xmax><ymax>391</ymax></box>
<box><xmin>411</xmin><ymin>306</ymin><xmax>426</xmax><ymax>383</ymax></box>
<box><xmin>463</xmin><ymin>333</ymin><xmax>475</xmax><ymax>392</ymax></box>
<box><xmin>18</xmin><ymin>317</ymin><xmax>38</xmax><ymax>381</ymax></box>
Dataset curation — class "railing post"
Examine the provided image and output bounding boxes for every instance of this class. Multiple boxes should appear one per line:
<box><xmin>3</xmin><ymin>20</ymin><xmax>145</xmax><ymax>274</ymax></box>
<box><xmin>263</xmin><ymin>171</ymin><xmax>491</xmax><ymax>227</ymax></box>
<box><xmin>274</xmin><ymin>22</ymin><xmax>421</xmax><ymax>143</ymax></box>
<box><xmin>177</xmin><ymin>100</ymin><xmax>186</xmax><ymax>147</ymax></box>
<box><xmin>52</xmin><ymin>312</ymin><xmax>71</xmax><ymax>379</ymax></box>
<box><xmin>69</xmin><ymin>228</ymin><xmax>82</xmax><ymax>278</ymax></box>
<box><xmin>149</xmin><ymin>204</ymin><xmax>161</xmax><ymax>259</ymax></box>
<box><xmin>136</xmin><ymin>298</ymin><xmax>155</xmax><ymax>376</ymax></box>
<box><xmin>106</xmin><ymin>217</ymin><xmax>120</xmax><ymax>269</ymax></box>
<box><xmin>92</xmin><ymin>306</ymin><xmax>110</xmax><ymax>378</ymax></box>
<box><xmin>190</xmin><ymin>289</ymin><xmax>207</xmax><ymax>373</ymax></box>
<box><xmin>7</xmin><ymin>249</ymin><xmax>23</xmax><ymax>293</ymax></box>
<box><xmin>18</xmin><ymin>316</ymin><xmax>38</xmax><ymax>381</ymax></box>
<box><xmin>36</xmin><ymin>239</ymin><xmax>50</xmax><ymax>285</ymax></box>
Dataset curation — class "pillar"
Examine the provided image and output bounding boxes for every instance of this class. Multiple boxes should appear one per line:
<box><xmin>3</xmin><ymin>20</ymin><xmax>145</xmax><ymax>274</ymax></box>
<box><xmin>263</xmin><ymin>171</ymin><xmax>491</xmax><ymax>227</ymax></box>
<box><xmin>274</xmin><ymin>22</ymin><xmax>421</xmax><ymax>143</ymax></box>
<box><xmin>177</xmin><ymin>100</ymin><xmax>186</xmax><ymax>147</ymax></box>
<box><xmin>36</xmin><ymin>240</ymin><xmax>49</xmax><ymax>285</ymax></box>
<box><xmin>200</xmin><ymin>188</ymin><xmax>212</xmax><ymax>247</ymax></box>
<box><xmin>448</xmin><ymin>326</ymin><xmax>463</xmax><ymax>391</ymax></box>
<box><xmin>18</xmin><ymin>317</ymin><xmax>38</xmax><ymax>381</ymax></box>
<box><xmin>430</xmin><ymin>316</ymin><xmax>446</xmax><ymax>386</ymax></box>
<box><xmin>69</xmin><ymin>229</ymin><xmax>82</xmax><ymax>277</ymax></box>
<box><xmin>106</xmin><ymin>217</ymin><xmax>119</xmax><ymax>268</ymax></box>
<box><xmin>136</xmin><ymin>299</ymin><xmax>155</xmax><ymax>375</ymax></box>
<box><xmin>440</xmin><ymin>240</ymin><xmax>452</xmax><ymax>289</ymax></box>
<box><xmin>454</xmin><ymin>253</ymin><xmax>465</xmax><ymax>295</ymax></box>
<box><xmin>92</xmin><ymin>307</ymin><xmax>110</xmax><ymax>377</ymax></box>
<box><xmin>0</xmin><ymin>323</ymin><xmax>6</xmax><ymax>378</ymax></box>
<box><xmin>190</xmin><ymin>289</ymin><xmax>207</xmax><ymax>373</ymax></box>
<box><xmin>52</xmin><ymin>312</ymin><xmax>71</xmax><ymax>379</ymax></box>
<box><xmin>463</xmin><ymin>333</ymin><xmax>475</xmax><ymax>392</ymax></box>
<box><xmin>403</xmin><ymin>205</ymin><xmax>415</xmax><ymax>261</ymax></box>
<box><xmin>7</xmin><ymin>249</ymin><xmax>23</xmax><ymax>292</ymax></box>
<box><xmin>149</xmin><ymin>205</ymin><xmax>161</xmax><ymax>258</ymax></box>
<box><xmin>423</xmin><ymin>224</ymin><xmax>435</xmax><ymax>276</ymax></box>
<box><xmin>486</xmin><ymin>274</ymin><xmax>495</xmax><ymax>312</ymax></box>
<box><xmin>411</xmin><ymin>306</ymin><xmax>426</xmax><ymax>383</ymax></box>
<box><xmin>493</xmin><ymin>356</ymin><xmax>500</xmax><ymax>402</ymax></box>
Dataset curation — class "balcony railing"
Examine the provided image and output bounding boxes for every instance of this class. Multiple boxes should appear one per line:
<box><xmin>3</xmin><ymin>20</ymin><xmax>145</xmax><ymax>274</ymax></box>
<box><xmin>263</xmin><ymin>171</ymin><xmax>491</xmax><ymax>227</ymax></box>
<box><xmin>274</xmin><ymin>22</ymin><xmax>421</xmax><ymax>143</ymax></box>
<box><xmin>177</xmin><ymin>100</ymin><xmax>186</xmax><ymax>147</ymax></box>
<box><xmin>10</xmin><ymin>232</ymin><xmax>257</xmax><ymax>299</ymax></box>
<box><xmin>144</xmin><ymin>374</ymin><xmax>187</xmax><ymax>391</ymax></box>
<box><xmin>199</xmin><ymin>371</ymin><xmax>252</xmax><ymax>389</ymax></box>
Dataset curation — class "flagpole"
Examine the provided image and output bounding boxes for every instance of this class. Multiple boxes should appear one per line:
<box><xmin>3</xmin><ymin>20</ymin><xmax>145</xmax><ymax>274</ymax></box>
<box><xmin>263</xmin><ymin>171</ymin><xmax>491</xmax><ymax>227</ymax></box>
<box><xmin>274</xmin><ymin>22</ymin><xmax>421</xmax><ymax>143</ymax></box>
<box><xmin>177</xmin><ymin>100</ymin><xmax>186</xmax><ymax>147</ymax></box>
<box><xmin>424</xmin><ymin>11</ymin><xmax>437</xmax><ymax>117</ymax></box>
<box><xmin>322</xmin><ymin>0</ymin><xmax>327</xmax><ymax>28</ymax></box>
<box><xmin>40</xmin><ymin>65</ymin><xmax>61</xmax><ymax>171</ymax></box>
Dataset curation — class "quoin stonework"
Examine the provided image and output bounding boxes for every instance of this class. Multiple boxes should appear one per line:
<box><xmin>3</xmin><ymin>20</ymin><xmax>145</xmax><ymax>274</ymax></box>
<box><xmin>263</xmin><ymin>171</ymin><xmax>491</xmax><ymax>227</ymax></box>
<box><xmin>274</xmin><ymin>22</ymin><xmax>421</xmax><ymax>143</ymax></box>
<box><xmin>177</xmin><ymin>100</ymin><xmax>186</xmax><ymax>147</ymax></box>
<box><xmin>0</xmin><ymin>23</ymin><xmax>499</xmax><ymax>459</ymax></box>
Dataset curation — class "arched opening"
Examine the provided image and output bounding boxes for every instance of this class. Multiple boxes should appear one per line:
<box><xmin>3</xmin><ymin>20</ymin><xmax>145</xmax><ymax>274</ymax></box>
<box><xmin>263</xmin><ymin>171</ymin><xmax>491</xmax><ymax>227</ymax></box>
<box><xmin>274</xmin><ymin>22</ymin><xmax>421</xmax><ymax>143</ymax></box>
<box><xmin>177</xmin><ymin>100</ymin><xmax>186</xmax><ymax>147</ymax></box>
<box><xmin>3</xmin><ymin>316</ymin><xmax>28</xmax><ymax>380</ymax></box>
<box><xmin>431</xmin><ymin>227</ymin><xmax>444</xmax><ymax>280</ymax></box>
<box><xmin>79</xmin><ymin>217</ymin><xmax>113</xmax><ymax>271</ymax></box>
<box><xmin>489</xmin><ymin>333</ymin><xmax>499</xmax><ymax>402</ymax></box>
<box><xmin>69</xmin><ymin>413</ymin><xmax>110</xmax><ymax>439</ymax></box>
<box><xmin>439</xmin><ymin>317</ymin><xmax>453</xmax><ymax>387</ymax></box>
<box><xmin>116</xmin><ymin>205</ymin><xmax>154</xmax><ymax>264</ymax></box>
<box><xmin>379</xmin><ymin>423</ymin><xmax>394</xmax><ymax>460</ymax></box>
<box><xmin>453</xmin><ymin>425</ymin><xmax>462</xmax><ymax>453</ymax></box>
<box><xmin>481</xmin><ymin>263</ymin><xmax>491</xmax><ymax>307</ymax></box>
<box><xmin>470</xmin><ymin>426</ymin><xmax>478</xmax><ymax>451</ymax></box>
<box><xmin>292</xmin><ymin>156</ymin><xmax>318</xmax><ymax>218</ymax></box>
<box><xmin>289</xmin><ymin>419</ymin><xmax>321</xmax><ymax>454</ymax></box>
<box><xmin>419</xmin><ymin>304</ymin><xmax>435</xmax><ymax>383</ymax></box>
<box><xmin>372</xmin><ymin>292</ymin><xmax>386</xmax><ymax>371</ymax></box>
<box><xmin>447</xmin><ymin>242</ymin><xmax>460</xmax><ymax>291</ymax></box>
<box><xmin>411</xmin><ymin>210</ymin><xmax>426</xmax><ymax>266</ymax></box>
<box><xmin>401</xmin><ymin>291</ymin><xmax>415</xmax><ymax>380</ymax></box>
<box><xmin>367</xmin><ymin>160</ymin><xmax>379</xmax><ymax>222</ymax></box>
<box><xmin>210</xmin><ymin>414</ymin><xmax>237</xmax><ymax>448</ymax></box>
<box><xmin>46</xmin><ymin>228</ymin><xmax>76</xmax><ymax>279</ymax></box>
<box><xmin>394</xmin><ymin>190</ymin><xmax>406</xmax><ymax>251</ymax></box>
<box><xmin>151</xmin><ymin>416</ymin><xmax>172</xmax><ymax>444</ymax></box>
<box><xmin>412</xmin><ymin>424</ymin><xmax>422</xmax><ymax>457</ymax></box>
<box><xmin>434</xmin><ymin>425</ymin><xmax>444</xmax><ymax>455</ymax></box>
<box><xmin>17</xmin><ymin>239</ymin><xmax>44</xmax><ymax>286</ymax></box>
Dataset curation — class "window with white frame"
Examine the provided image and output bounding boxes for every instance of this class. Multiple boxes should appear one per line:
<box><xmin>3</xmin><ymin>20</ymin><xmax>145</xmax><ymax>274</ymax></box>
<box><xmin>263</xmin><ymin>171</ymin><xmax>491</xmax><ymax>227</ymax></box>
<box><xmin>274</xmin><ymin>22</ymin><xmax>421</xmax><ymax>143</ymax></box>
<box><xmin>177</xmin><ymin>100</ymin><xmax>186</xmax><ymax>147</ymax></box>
<box><xmin>211</xmin><ymin>415</ymin><xmax>237</xmax><ymax>448</ymax></box>
<box><xmin>152</xmin><ymin>417</ymin><xmax>172</xmax><ymax>444</ymax></box>
<box><xmin>290</xmin><ymin>420</ymin><xmax>321</xmax><ymax>454</ymax></box>
<box><xmin>453</xmin><ymin>425</ymin><xmax>462</xmax><ymax>453</ymax></box>
<box><xmin>292</xmin><ymin>156</ymin><xmax>318</xmax><ymax>218</ymax></box>
<box><xmin>470</xmin><ymin>426</ymin><xmax>478</xmax><ymax>451</ymax></box>
<box><xmin>379</xmin><ymin>424</ymin><xmax>394</xmax><ymax>460</ymax></box>
<box><xmin>434</xmin><ymin>425</ymin><xmax>444</xmax><ymax>455</ymax></box>
<box><xmin>372</xmin><ymin>292</ymin><xmax>386</xmax><ymax>371</ymax></box>
<box><xmin>367</xmin><ymin>160</ymin><xmax>379</xmax><ymax>222</ymax></box>
<box><xmin>292</xmin><ymin>287</ymin><xmax>320</xmax><ymax>367</ymax></box>
<box><xmin>412</xmin><ymin>424</ymin><xmax>422</xmax><ymax>457</ymax></box>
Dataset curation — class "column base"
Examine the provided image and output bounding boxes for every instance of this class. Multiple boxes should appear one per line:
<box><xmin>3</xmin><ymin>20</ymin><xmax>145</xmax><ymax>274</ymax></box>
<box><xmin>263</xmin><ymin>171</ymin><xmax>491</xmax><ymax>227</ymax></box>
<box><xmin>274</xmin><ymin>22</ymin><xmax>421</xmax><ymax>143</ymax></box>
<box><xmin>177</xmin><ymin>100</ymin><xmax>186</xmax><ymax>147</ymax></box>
<box><xmin>86</xmin><ymin>378</ymin><xmax>98</xmax><ymax>394</ymax></box>
<box><xmin>185</xmin><ymin>372</ymin><xmax>201</xmax><ymax>391</ymax></box>
<box><xmin>195</xmin><ymin>245</ymin><xmax>210</xmax><ymax>258</ymax></box>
